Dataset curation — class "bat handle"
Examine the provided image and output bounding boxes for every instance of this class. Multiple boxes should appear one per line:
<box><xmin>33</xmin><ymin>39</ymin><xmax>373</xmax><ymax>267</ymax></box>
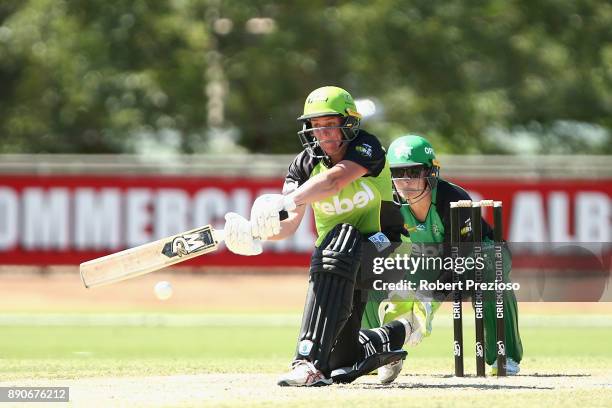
<box><xmin>215</xmin><ymin>210</ymin><xmax>290</xmax><ymax>243</ymax></box>
<box><xmin>213</xmin><ymin>229</ymin><xmax>226</xmax><ymax>243</ymax></box>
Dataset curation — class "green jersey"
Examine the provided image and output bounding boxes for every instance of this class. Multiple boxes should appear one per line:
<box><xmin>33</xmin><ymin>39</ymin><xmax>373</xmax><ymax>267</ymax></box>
<box><xmin>400</xmin><ymin>186</ymin><xmax>445</xmax><ymax>244</ymax></box>
<box><xmin>400</xmin><ymin>179</ymin><xmax>494</xmax><ymax>244</ymax></box>
<box><xmin>283</xmin><ymin>130</ymin><xmax>404</xmax><ymax>246</ymax></box>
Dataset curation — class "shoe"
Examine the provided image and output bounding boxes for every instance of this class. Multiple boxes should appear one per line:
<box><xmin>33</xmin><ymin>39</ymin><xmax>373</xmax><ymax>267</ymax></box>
<box><xmin>491</xmin><ymin>357</ymin><xmax>520</xmax><ymax>375</ymax></box>
<box><xmin>378</xmin><ymin>359</ymin><xmax>404</xmax><ymax>384</ymax></box>
<box><xmin>277</xmin><ymin>360</ymin><xmax>332</xmax><ymax>387</ymax></box>
<box><xmin>331</xmin><ymin>350</ymin><xmax>407</xmax><ymax>384</ymax></box>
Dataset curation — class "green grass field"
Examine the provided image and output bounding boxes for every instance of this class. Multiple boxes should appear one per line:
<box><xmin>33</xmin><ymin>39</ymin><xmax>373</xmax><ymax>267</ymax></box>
<box><xmin>1</xmin><ymin>312</ymin><xmax>611</xmax><ymax>407</ymax></box>
<box><xmin>1</xmin><ymin>273</ymin><xmax>611</xmax><ymax>407</ymax></box>
<box><xmin>1</xmin><ymin>313</ymin><xmax>612</xmax><ymax>379</ymax></box>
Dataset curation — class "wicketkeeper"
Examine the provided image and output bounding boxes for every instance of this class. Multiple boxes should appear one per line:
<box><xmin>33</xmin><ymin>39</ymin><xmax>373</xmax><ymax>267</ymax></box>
<box><xmin>362</xmin><ymin>135</ymin><xmax>524</xmax><ymax>383</ymax></box>
<box><xmin>223</xmin><ymin>86</ymin><xmax>416</xmax><ymax>386</ymax></box>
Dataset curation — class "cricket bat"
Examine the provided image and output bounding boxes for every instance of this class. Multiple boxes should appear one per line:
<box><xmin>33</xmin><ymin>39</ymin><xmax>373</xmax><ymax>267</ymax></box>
<box><xmin>80</xmin><ymin>211</ymin><xmax>288</xmax><ymax>288</ymax></box>
<box><xmin>80</xmin><ymin>224</ymin><xmax>225</xmax><ymax>288</ymax></box>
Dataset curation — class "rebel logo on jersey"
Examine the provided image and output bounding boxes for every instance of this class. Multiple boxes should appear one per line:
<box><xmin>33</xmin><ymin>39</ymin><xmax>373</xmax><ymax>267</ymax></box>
<box><xmin>313</xmin><ymin>181</ymin><xmax>375</xmax><ymax>215</ymax></box>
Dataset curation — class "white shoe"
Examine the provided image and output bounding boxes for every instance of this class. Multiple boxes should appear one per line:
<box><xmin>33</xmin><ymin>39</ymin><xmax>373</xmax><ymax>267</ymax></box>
<box><xmin>378</xmin><ymin>359</ymin><xmax>404</xmax><ymax>384</ymax></box>
<box><xmin>277</xmin><ymin>360</ymin><xmax>332</xmax><ymax>387</ymax></box>
<box><xmin>491</xmin><ymin>357</ymin><xmax>520</xmax><ymax>375</ymax></box>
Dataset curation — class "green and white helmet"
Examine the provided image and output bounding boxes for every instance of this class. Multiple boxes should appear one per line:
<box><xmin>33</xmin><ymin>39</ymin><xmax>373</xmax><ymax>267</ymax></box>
<box><xmin>297</xmin><ymin>86</ymin><xmax>362</xmax><ymax>159</ymax></box>
<box><xmin>387</xmin><ymin>135</ymin><xmax>440</xmax><ymax>204</ymax></box>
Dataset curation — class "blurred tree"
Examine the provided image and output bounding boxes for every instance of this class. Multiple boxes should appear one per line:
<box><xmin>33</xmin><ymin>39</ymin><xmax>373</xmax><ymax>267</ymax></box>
<box><xmin>0</xmin><ymin>0</ymin><xmax>610</xmax><ymax>154</ymax></box>
<box><xmin>211</xmin><ymin>0</ymin><xmax>356</xmax><ymax>153</ymax></box>
<box><xmin>0</xmin><ymin>0</ymin><xmax>209</xmax><ymax>153</ymax></box>
<box><xmin>336</xmin><ymin>0</ymin><xmax>612</xmax><ymax>153</ymax></box>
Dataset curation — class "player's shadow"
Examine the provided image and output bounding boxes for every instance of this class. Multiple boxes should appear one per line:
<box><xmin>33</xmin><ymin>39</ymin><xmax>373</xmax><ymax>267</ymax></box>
<box><xmin>519</xmin><ymin>373</ymin><xmax>591</xmax><ymax>378</ymax></box>
<box><xmin>434</xmin><ymin>373</ymin><xmax>592</xmax><ymax>379</ymax></box>
<box><xmin>408</xmin><ymin>373</ymin><xmax>591</xmax><ymax>379</ymax></box>
<box><xmin>350</xmin><ymin>382</ymin><xmax>554</xmax><ymax>391</ymax></box>
<box><xmin>341</xmin><ymin>374</ymin><xmax>560</xmax><ymax>390</ymax></box>
<box><xmin>337</xmin><ymin>372</ymin><xmax>594</xmax><ymax>390</ymax></box>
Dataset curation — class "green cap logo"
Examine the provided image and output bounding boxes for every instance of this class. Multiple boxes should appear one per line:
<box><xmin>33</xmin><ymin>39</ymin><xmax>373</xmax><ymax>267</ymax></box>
<box><xmin>393</xmin><ymin>144</ymin><xmax>413</xmax><ymax>159</ymax></box>
<box><xmin>387</xmin><ymin>135</ymin><xmax>438</xmax><ymax>168</ymax></box>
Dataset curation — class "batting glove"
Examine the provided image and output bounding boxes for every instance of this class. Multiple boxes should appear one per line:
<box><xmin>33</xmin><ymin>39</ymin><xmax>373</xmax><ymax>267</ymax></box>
<box><xmin>224</xmin><ymin>212</ymin><xmax>262</xmax><ymax>256</ymax></box>
<box><xmin>250</xmin><ymin>194</ymin><xmax>296</xmax><ymax>240</ymax></box>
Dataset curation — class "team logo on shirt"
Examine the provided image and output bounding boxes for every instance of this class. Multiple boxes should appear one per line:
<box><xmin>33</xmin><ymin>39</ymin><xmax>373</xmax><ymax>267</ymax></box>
<box><xmin>432</xmin><ymin>224</ymin><xmax>441</xmax><ymax>236</ymax></box>
<box><xmin>355</xmin><ymin>143</ymin><xmax>373</xmax><ymax>158</ymax></box>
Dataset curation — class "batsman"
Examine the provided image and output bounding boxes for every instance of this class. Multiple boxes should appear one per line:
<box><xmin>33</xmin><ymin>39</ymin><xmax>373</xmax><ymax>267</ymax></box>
<box><xmin>223</xmin><ymin>86</ymin><xmax>416</xmax><ymax>386</ymax></box>
<box><xmin>363</xmin><ymin>135</ymin><xmax>524</xmax><ymax>382</ymax></box>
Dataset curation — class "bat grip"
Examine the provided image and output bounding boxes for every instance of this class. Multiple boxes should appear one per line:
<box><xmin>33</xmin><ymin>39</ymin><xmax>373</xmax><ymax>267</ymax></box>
<box><xmin>215</xmin><ymin>210</ymin><xmax>290</xmax><ymax>243</ymax></box>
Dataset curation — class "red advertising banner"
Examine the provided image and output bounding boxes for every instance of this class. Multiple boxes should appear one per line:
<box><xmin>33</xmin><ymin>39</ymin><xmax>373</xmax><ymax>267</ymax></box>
<box><xmin>0</xmin><ymin>174</ymin><xmax>610</xmax><ymax>267</ymax></box>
